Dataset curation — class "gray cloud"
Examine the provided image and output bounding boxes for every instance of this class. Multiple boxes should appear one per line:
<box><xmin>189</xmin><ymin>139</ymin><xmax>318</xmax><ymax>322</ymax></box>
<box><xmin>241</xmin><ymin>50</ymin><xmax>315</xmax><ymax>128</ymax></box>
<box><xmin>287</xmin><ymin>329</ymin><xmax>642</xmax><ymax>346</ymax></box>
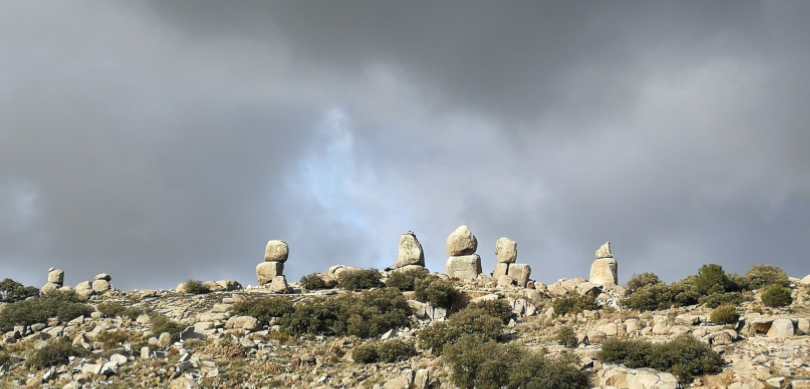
<box><xmin>2</xmin><ymin>1</ymin><xmax>809</xmax><ymax>289</ymax></box>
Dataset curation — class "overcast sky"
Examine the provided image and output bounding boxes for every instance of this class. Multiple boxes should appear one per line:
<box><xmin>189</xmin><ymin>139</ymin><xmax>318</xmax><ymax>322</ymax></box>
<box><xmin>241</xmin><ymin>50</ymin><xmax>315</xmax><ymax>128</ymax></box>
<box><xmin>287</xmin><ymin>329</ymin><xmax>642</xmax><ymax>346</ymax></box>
<box><xmin>2</xmin><ymin>1</ymin><xmax>809</xmax><ymax>290</ymax></box>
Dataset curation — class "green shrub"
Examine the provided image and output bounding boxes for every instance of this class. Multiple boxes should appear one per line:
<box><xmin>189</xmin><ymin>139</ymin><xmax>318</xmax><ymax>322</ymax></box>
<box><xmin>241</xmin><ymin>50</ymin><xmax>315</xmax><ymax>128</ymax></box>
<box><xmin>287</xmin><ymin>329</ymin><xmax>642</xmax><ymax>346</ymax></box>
<box><xmin>622</xmin><ymin>284</ymin><xmax>673</xmax><ymax>311</ymax></box>
<box><xmin>385</xmin><ymin>267</ymin><xmax>430</xmax><ymax>291</ymax></box>
<box><xmin>709</xmin><ymin>305</ymin><xmax>739</xmax><ymax>324</ymax></box>
<box><xmin>182</xmin><ymin>280</ymin><xmax>211</xmax><ymax>295</ymax></box>
<box><xmin>745</xmin><ymin>265</ymin><xmax>789</xmax><ymax>290</ymax></box>
<box><xmin>700</xmin><ymin>292</ymin><xmax>745</xmax><ymax>308</ymax></box>
<box><xmin>761</xmin><ymin>285</ymin><xmax>792</xmax><ymax>308</ymax></box>
<box><xmin>553</xmin><ymin>293</ymin><xmax>598</xmax><ymax>316</ymax></box>
<box><xmin>599</xmin><ymin>335</ymin><xmax>723</xmax><ymax>383</ymax></box>
<box><xmin>150</xmin><ymin>314</ymin><xmax>185</xmax><ymax>340</ymax></box>
<box><xmin>626</xmin><ymin>273</ymin><xmax>662</xmax><ymax>293</ymax></box>
<box><xmin>280</xmin><ymin>288</ymin><xmax>411</xmax><ymax>338</ymax></box>
<box><xmin>467</xmin><ymin>299</ymin><xmax>513</xmax><ymax>324</ymax></box>
<box><xmin>352</xmin><ymin>339</ymin><xmax>416</xmax><ymax>363</ymax></box>
<box><xmin>556</xmin><ymin>326</ymin><xmax>578</xmax><ymax>348</ymax></box>
<box><xmin>668</xmin><ymin>279</ymin><xmax>701</xmax><ymax>306</ymax></box>
<box><xmin>337</xmin><ymin>269</ymin><xmax>383</xmax><ymax>291</ymax></box>
<box><xmin>122</xmin><ymin>307</ymin><xmax>148</xmax><ymax>321</ymax></box>
<box><xmin>26</xmin><ymin>337</ymin><xmax>88</xmax><ymax>369</ymax></box>
<box><xmin>414</xmin><ymin>276</ymin><xmax>466</xmax><ymax>311</ymax></box>
<box><xmin>97</xmin><ymin>302</ymin><xmax>127</xmax><ymax>318</ymax></box>
<box><xmin>0</xmin><ymin>292</ymin><xmax>91</xmax><ymax>331</ymax></box>
<box><xmin>231</xmin><ymin>297</ymin><xmax>294</xmax><ymax>324</ymax></box>
<box><xmin>443</xmin><ymin>336</ymin><xmax>590</xmax><ymax>389</ymax></box>
<box><xmin>299</xmin><ymin>273</ymin><xmax>329</xmax><ymax>290</ymax></box>
<box><xmin>0</xmin><ymin>278</ymin><xmax>39</xmax><ymax>303</ymax></box>
<box><xmin>417</xmin><ymin>307</ymin><xmax>503</xmax><ymax>354</ymax></box>
<box><xmin>694</xmin><ymin>264</ymin><xmax>737</xmax><ymax>296</ymax></box>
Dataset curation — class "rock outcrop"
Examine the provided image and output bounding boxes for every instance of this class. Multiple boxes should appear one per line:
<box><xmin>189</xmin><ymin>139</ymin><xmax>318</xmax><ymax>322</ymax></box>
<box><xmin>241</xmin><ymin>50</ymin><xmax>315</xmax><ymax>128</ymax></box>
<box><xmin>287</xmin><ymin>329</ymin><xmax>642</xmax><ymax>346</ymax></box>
<box><xmin>590</xmin><ymin>241</ymin><xmax>618</xmax><ymax>286</ymax></box>
<box><xmin>41</xmin><ymin>268</ymin><xmax>65</xmax><ymax>294</ymax></box>
<box><xmin>445</xmin><ymin>226</ymin><xmax>481</xmax><ymax>280</ymax></box>
<box><xmin>394</xmin><ymin>231</ymin><xmax>425</xmax><ymax>268</ymax></box>
<box><xmin>257</xmin><ymin>240</ymin><xmax>289</xmax><ymax>292</ymax></box>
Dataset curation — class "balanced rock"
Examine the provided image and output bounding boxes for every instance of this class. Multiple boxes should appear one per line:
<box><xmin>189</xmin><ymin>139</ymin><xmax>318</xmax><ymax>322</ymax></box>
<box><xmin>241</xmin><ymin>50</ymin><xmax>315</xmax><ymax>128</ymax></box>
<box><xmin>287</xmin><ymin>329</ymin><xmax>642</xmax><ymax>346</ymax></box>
<box><xmin>264</xmin><ymin>240</ymin><xmax>289</xmax><ymax>263</ymax></box>
<box><xmin>395</xmin><ymin>232</ymin><xmax>425</xmax><ymax>268</ymax></box>
<box><xmin>94</xmin><ymin>273</ymin><xmax>112</xmax><ymax>281</ymax></box>
<box><xmin>256</xmin><ymin>262</ymin><xmax>284</xmax><ymax>285</ymax></box>
<box><xmin>446</xmin><ymin>225</ymin><xmax>478</xmax><ymax>256</ymax></box>
<box><xmin>75</xmin><ymin>281</ymin><xmax>94</xmax><ymax>299</ymax></box>
<box><xmin>445</xmin><ymin>254</ymin><xmax>482</xmax><ymax>281</ymax></box>
<box><xmin>590</xmin><ymin>241</ymin><xmax>618</xmax><ymax>286</ymax></box>
<box><xmin>92</xmin><ymin>279</ymin><xmax>111</xmax><ymax>293</ymax></box>
<box><xmin>495</xmin><ymin>237</ymin><xmax>517</xmax><ymax>263</ymax></box>
<box><xmin>47</xmin><ymin>268</ymin><xmax>65</xmax><ymax>285</ymax></box>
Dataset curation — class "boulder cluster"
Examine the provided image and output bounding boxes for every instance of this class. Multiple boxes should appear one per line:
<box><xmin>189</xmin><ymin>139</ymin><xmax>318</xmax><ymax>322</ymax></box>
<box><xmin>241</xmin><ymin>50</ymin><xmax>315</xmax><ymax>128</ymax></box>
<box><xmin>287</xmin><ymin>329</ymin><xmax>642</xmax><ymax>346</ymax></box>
<box><xmin>40</xmin><ymin>268</ymin><xmax>65</xmax><ymax>294</ymax></box>
<box><xmin>255</xmin><ymin>240</ymin><xmax>289</xmax><ymax>293</ymax></box>
<box><xmin>40</xmin><ymin>269</ymin><xmax>113</xmax><ymax>299</ymax></box>
<box><xmin>492</xmin><ymin>237</ymin><xmax>532</xmax><ymax>288</ymax></box>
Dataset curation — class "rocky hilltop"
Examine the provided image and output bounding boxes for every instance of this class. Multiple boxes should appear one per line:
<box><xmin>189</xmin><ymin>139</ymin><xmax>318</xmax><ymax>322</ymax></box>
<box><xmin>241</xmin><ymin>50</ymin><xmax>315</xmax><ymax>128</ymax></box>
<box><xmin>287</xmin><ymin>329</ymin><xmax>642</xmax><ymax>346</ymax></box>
<box><xmin>1</xmin><ymin>225</ymin><xmax>809</xmax><ymax>389</ymax></box>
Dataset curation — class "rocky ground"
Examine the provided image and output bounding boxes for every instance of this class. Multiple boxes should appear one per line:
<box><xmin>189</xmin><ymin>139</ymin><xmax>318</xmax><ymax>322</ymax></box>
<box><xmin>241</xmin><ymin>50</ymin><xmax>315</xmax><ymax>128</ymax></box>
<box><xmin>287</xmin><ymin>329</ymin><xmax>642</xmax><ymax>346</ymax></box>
<box><xmin>1</xmin><ymin>272</ymin><xmax>809</xmax><ymax>389</ymax></box>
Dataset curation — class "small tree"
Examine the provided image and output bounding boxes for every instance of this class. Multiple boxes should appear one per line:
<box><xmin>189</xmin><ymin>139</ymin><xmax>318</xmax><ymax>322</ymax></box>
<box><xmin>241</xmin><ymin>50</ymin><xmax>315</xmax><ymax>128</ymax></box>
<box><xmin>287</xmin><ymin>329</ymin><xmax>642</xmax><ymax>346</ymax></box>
<box><xmin>761</xmin><ymin>285</ymin><xmax>792</xmax><ymax>308</ymax></box>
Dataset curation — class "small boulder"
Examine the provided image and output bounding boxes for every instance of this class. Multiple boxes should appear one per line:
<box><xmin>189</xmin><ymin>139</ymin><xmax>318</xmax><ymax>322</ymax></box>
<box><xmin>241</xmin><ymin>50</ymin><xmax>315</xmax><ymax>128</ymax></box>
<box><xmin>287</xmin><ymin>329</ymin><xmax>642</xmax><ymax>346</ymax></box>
<box><xmin>767</xmin><ymin>318</ymin><xmax>795</xmax><ymax>338</ymax></box>
<box><xmin>268</xmin><ymin>275</ymin><xmax>289</xmax><ymax>293</ymax></box>
<box><xmin>92</xmin><ymin>279</ymin><xmax>111</xmax><ymax>293</ymax></box>
<box><xmin>94</xmin><ymin>273</ymin><xmax>112</xmax><ymax>281</ymax></box>
<box><xmin>507</xmin><ymin>263</ymin><xmax>531</xmax><ymax>288</ymax></box>
<box><xmin>226</xmin><ymin>316</ymin><xmax>259</xmax><ymax>331</ymax></box>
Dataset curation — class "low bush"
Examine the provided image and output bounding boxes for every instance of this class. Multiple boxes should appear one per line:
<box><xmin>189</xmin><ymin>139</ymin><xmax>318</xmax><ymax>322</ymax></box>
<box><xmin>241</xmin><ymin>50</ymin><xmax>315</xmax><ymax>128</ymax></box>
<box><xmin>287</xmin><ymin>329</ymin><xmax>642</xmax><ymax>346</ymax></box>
<box><xmin>26</xmin><ymin>337</ymin><xmax>88</xmax><ymax>369</ymax></box>
<box><xmin>337</xmin><ymin>269</ymin><xmax>384</xmax><ymax>291</ymax></box>
<box><xmin>600</xmin><ymin>335</ymin><xmax>723</xmax><ymax>383</ymax></box>
<box><xmin>694</xmin><ymin>264</ymin><xmax>738</xmax><ymax>296</ymax></box>
<box><xmin>552</xmin><ymin>293</ymin><xmax>598</xmax><ymax>316</ymax></box>
<box><xmin>556</xmin><ymin>326</ymin><xmax>578</xmax><ymax>348</ymax></box>
<box><xmin>700</xmin><ymin>292</ymin><xmax>746</xmax><ymax>308</ymax></box>
<box><xmin>443</xmin><ymin>335</ymin><xmax>590</xmax><ymax>389</ymax></box>
<box><xmin>182</xmin><ymin>280</ymin><xmax>211</xmax><ymax>295</ymax></box>
<box><xmin>97</xmin><ymin>302</ymin><xmax>126</xmax><ymax>318</ymax></box>
<box><xmin>299</xmin><ymin>273</ymin><xmax>329</xmax><ymax>290</ymax></box>
<box><xmin>467</xmin><ymin>299</ymin><xmax>513</xmax><ymax>324</ymax></box>
<box><xmin>0</xmin><ymin>291</ymin><xmax>92</xmax><ymax>331</ymax></box>
<box><xmin>385</xmin><ymin>267</ymin><xmax>430</xmax><ymax>291</ymax></box>
<box><xmin>352</xmin><ymin>339</ymin><xmax>416</xmax><ymax>363</ymax></box>
<box><xmin>626</xmin><ymin>273</ymin><xmax>662</xmax><ymax>293</ymax></box>
<box><xmin>622</xmin><ymin>284</ymin><xmax>672</xmax><ymax>311</ymax></box>
<box><xmin>280</xmin><ymin>288</ymin><xmax>411</xmax><ymax>338</ymax></box>
<box><xmin>745</xmin><ymin>265</ymin><xmax>789</xmax><ymax>290</ymax></box>
<box><xmin>0</xmin><ymin>278</ymin><xmax>39</xmax><ymax>303</ymax></box>
<box><xmin>96</xmin><ymin>330</ymin><xmax>132</xmax><ymax>350</ymax></box>
<box><xmin>761</xmin><ymin>285</ymin><xmax>792</xmax><ymax>308</ymax></box>
<box><xmin>417</xmin><ymin>307</ymin><xmax>503</xmax><ymax>354</ymax></box>
<box><xmin>231</xmin><ymin>297</ymin><xmax>294</xmax><ymax>324</ymax></box>
<box><xmin>150</xmin><ymin>314</ymin><xmax>185</xmax><ymax>340</ymax></box>
<box><xmin>414</xmin><ymin>276</ymin><xmax>466</xmax><ymax>312</ymax></box>
<box><xmin>709</xmin><ymin>305</ymin><xmax>739</xmax><ymax>324</ymax></box>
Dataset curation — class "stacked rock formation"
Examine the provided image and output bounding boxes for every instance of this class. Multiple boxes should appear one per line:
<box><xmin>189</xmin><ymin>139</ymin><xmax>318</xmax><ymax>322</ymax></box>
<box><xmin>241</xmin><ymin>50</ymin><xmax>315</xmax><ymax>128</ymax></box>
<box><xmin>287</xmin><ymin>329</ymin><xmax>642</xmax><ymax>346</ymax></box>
<box><xmin>444</xmin><ymin>225</ymin><xmax>482</xmax><ymax>281</ymax></box>
<box><xmin>589</xmin><ymin>241</ymin><xmax>618</xmax><ymax>286</ymax></box>
<box><xmin>75</xmin><ymin>273</ymin><xmax>113</xmax><ymax>299</ymax></box>
<box><xmin>492</xmin><ymin>237</ymin><xmax>532</xmax><ymax>287</ymax></box>
<box><xmin>41</xmin><ymin>268</ymin><xmax>65</xmax><ymax>294</ymax></box>
<box><xmin>393</xmin><ymin>231</ymin><xmax>425</xmax><ymax>272</ymax></box>
<box><xmin>256</xmin><ymin>240</ymin><xmax>289</xmax><ymax>292</ymax></box>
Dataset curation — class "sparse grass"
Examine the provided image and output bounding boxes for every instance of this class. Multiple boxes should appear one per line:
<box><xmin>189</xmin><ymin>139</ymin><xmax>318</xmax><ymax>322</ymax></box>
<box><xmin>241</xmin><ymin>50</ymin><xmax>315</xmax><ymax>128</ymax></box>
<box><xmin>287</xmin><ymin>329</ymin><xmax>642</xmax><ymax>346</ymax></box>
<box><xmin>556</xmin><ymin>326</ymin><xmax>578</xmax><ymax>348</ymax></box>
<box><xmin>182</xmin><ymin>280</ymin><xmax>211</xmax><ymax>295</ymax></box>
<box><xmin>150</xmin><ymin>314</ymin><xmax>185</xmax><ymax>340</ymax></box>
<box><xmin>709</xmin><ymin>305</ymin><xmax>739</xmax><ymax>324</ymax></box>
<box><xmin>0</xmin><ymin>291</ymin><xmax>91</xmax><ymax>331</ymax></box>
<box><xmin>97</xmin><ymin>302</ymin><xmax>126</xmax><ymax>318</ymax></box>
<box><xmin>96</xmin><ymin>330</ymin><xmax>132</xmax><ymax>350</ymax></box>
<box><xmin>26</xmin><ymin>337</ymin><xmax>88</xmax><ymax>369</ymax></box>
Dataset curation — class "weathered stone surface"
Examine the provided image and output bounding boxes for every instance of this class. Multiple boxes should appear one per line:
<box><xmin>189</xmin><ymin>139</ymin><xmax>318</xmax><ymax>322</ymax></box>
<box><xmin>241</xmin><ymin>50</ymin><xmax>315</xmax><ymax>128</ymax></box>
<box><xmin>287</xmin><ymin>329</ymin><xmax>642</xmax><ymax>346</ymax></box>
<box><xmin>264</xmin><ymin>240</ymin><xmax>289</xmax><ymax>262</ymax></box>
<box><xmin>395</xmin><ymin>232</ymin><xmax>425</xmax><ymax>268</ymax></box>
<box><xmin>47</xmin><ymin>268</ymin><xmax>65</xmax><ymax>284</ymax></box>
<box><xmin>268</xmin><ymin>275</ymin><xmax>289</xmax><ymax>293</ymax></box>
<box><xmin>590</xmin><ymin>257</ymin><xmax>618</xmax><ymax>286</ymax></box>
<box><xmin>507</xmin><ymin>263</ymin><xmax>531</xmax><ymax>287</ymax></box>
<box><xmin>446</xmin><ymin>225</ymin><xmax>478</xmax><ymax>256</ymax></box>
<box><xmin>595</xmin><ymin>241</ymin><xmax>614</xmax><ymax>258</ymax></box>
<box><xmin>495</xmin><ymin>237</ymin><xmax>517</xmax><ymax>263</ymax></box>
<box><xmin>226</xmin><ymin>316</ymin><xmax>259</xmax><ymax>331</ymax></box>
<box><xmin>41</xmin><ymin>282</ymin><xmax>60</xmax><ymax>294</ymax></box>
<box><xmin>493</xmin><ymin>262</ymin><xmax>510</xmax><ymax>278</ymax></box>
<box><xmin>256</xmin><ymin>261</ymin><xmax>284</xmax><ymax>285</ymax></box>
<box><xmin>392</xmin><ymin>264</ymin><xmax>426</xmax><ymax>274</ymax></box>
<box><xmin>92</xmin><ymin>279</ymin><xmax>111</xmax><ymax>293</ymax></box>
<box><xmin>94</xmin><ymin>273</ymin><xmax>112</xmax><ymax>281</ymax></box>
<box><xmin>445</xmin><ymin>254</ymin><xmax>482</xmax><ymax>281</ymax></box>
<box><xmin>767</xmin><ymin>318</ymin><xmax>795</xmax><ymax>338</ymax></box>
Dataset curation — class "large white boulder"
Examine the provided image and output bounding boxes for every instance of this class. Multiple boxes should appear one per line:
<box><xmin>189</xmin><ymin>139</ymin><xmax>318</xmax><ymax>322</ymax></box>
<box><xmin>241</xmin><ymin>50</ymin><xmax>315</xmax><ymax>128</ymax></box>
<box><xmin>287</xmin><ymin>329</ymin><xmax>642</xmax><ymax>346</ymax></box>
<box><xmin>445</xmin><ymin>254</ymin><xmax>482</xmax><ymax>281</ymax></box>
<box><xmin>264</xmin><ymin>240</ymin><xmax>289</xmax><ymax>263</ymax></box>
<box><xmin>767</xmin><ymin>318</ymin><xmax>795</xmax><ymax>338</ymax></box>
<box><xmin>395</xmin><ymin>232</ymin><xmax>425</xmax><ymax>268</ymax></box>
<box><xmin>507</xmin><ymin>263</ymin><xmax>531</xmax><ymax>288</ymax></box>
<box><xmin>446</xmin><ymin>225</ymin><xmax>478</xmax><ymax>256</ymax></box>
<box><xmin>495</xmin><ymin>237</ymin><xmax>517</xmax><ymax>263</ymax></box>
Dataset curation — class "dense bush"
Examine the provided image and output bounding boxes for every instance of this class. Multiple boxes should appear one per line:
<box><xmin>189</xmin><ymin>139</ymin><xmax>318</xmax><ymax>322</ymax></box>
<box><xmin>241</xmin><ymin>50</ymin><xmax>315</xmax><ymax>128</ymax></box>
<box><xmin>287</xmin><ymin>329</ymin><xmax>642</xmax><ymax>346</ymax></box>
<box><xmin>552</xmin><ymin>293</ymin><xmax>598</xmax><ymax>316</ymax></box>
<box><xmin>417</xmin><ymin>307</ymin><xmax>503</xmax><ymax>354</ymax></box>
<box><xmin>150</xmin><ymin>314</ymin><xmax>185</xmax><ymax>340</ymax></box>
<box><xmin>745</xmin><ymin>265</ymin><xmax>789</xmax><ymax>290</ymax></box>
<box><xmin>761</xmin><ymin>285</ymin><xmax>792</xmax><ymax>308</ymax></box>
<box><xmin>626</xmin><ymin>273</ymin><xmax>662</xmax><ymax>293</ymax></box>
<box><xmin>694</xmin><ymin>264</ymin><xmax>738</xmax><ymax>296</ymax></box>
<box><xmin>299</xmin><ymin>273</ymin><xmax>329</xmax><ymax>290</ymax></box>
<box><xmin>182</xmin><ymin>280</ymin><xmax>211</xmax><ymax>295</ymax></box>
<box><xmin>337</xmin><ymin>269</ymin><xmax>384</xmax><ymax>291</ymax></box>
<box><xmin>600</xmin><ymin>335</ymin><xmax>723</xmax><ymax>383</ymax></box>
<box><xmin>26</xmin><ymin>337</ymin><xmax>88</xmax><ymax>369</ymax></box>
<box><xmin>414</xmin><ymin>276</ymin><xmax>466</xmax><ymax>311</ymax></box>
<box><xmin>556</xmin><ymin>326</ymin><xmax>578</xmax><ymax>348</ymax></box>
<box><xmin>231</xmin><ymin>297</ymin><xmax>294</xmax><ymax>324</ymax></box>
<box><xmin>280</xmin><ymin>288</ymin><xmax>411</xmax><ymax>338</ymax></box>
<box><xmin>467</xmin><ymin>299</ymin><xmax>513</xmax><ymax>324</ymax></box>
<box><xmin>352</xmin><ymin>339</ymin><xmax>416</xmax><ymax>363</ymax></box>
<box><xmin>699</xmin><ymin>292</ymin><xmax>746</xmax><ymax>308</ymax></box>
<box><xmin>385</xmin><ymin>267</ymin><xmax>430</xmax><ymax>291</ymax></box>
<box><xmin>97</xmin><ymin>302</ymin><xmax>126</xmax><ymax>318</ymax></box>
<box><xmin>622</xmin><ymin>283</ymin><xmax>673</xmax><ymax>311</ymax></box>
<box><xmin>0</xmin><ymin>291</ymin><xmax>92</xmax><ymax>331</ymax></box>
<box><xmin>443</xmin><ymin>336</ymin><xmax>590</xmax><ymax>389</ymax></box>
<box><xmin>709</xmin><ymin>305</ymin><xmax>739</xmax><ymax>324</ymax></box>
<box><xmin>0</xmin><ymin>278</ymin><xmax>39</xmax><ymax>303</ymax></box>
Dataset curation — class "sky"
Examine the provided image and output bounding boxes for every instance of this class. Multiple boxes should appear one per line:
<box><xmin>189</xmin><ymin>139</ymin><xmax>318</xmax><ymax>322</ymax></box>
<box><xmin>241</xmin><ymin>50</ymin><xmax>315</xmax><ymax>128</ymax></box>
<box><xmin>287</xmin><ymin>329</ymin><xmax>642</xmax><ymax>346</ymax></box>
<box><xmin>2</xmin><ymin>1</ymin><xmax>809</xmax><ymax>290</ymax></box>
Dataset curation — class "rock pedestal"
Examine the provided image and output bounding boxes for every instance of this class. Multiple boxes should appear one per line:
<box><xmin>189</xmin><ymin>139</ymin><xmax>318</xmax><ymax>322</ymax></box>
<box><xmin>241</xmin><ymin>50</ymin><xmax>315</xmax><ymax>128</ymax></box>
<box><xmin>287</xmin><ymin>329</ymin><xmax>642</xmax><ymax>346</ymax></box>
<box><xmin>395</xmin><ymin>232</ymin><xmax>425</xmax><ymax>268</ymax></box>
<box><xmin>445</xmin><ymin>226</ymin><xmax>482</xmax><ymax>281</ymax></box>
<box><xmin>589</xmin><ymin>241</ymin><xmax>618</xmax><ymax>286</ymax></box>
<box><xmin>495</xmin><ymin>238</ymin><xmax>517</xmax><ymax>263</ymax></box>
<box><xmin>257</xmin><ymin>240</ymin><xmax>289</xmax><ymax>292</ymax></box>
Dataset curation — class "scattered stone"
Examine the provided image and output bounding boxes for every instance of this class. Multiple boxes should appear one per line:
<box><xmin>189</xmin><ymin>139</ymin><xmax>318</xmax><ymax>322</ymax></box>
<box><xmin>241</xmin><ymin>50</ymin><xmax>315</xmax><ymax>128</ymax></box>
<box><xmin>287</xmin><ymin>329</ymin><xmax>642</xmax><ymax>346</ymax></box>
<box><xmin>395</xmin><ymin>231</ymin><xmax>425</xmax><ymax>268</ymax></box>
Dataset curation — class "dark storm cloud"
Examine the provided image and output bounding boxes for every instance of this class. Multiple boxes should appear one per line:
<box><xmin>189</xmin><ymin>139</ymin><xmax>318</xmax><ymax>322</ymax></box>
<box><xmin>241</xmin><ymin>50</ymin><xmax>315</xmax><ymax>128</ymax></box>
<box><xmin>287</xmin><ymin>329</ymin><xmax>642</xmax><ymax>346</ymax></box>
<box><xmin>2</xmin><ymin>1</ymin><xmax>809</xmax><ymax>289</ymax></box>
